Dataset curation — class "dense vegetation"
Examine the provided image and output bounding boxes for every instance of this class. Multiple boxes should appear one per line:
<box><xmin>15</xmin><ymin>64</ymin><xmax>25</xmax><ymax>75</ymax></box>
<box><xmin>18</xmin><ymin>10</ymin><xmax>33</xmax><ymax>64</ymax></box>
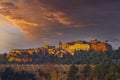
<box><xmin>0</xmin><ymin>67</ymin><xmax>36</xmax><ymax>80</ymax></box>
<box><xmin>0</xmin><ymin>47</ymin><xmax>120</xmax><ymax>64</ymax></box>
<box><xmin>67</xmin><ymin>59</ymin><xmax>120</xmax><ymax>80</ymax></box>
<box><xmin>0</xmin><ymin>59</ymin><xmax>120</xmax><ymax>80</ymax></box>
<box><xmin>0</xmin><ymin>47</ymin><xmax>119</xmax><ymax>80</ymax></box>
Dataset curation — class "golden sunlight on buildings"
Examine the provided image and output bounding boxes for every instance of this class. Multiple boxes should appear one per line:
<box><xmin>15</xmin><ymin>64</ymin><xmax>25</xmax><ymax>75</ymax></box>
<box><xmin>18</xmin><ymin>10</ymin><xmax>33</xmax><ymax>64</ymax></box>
<box><xmin>10</xmin><ymin>49</ymin><xmax>35</xmax><ymax>55</ymax></box>
<box><xmin>90</xmin><ymin>39</ymin><xmax>112</xmax><ymax>52</ymax></box>
<box><xmin>28</xmin><ymin>49</ymin><xmax>35</xmax><ymax>55</ymax></box>
<box><xmin>59</xmin><ymin>40</ymin><xmax>112</xmax><ymax>55</ymax></box>
<box><xmin>59</xmin><ymin>41</ymin><xmax>90</xmax><ymax>55</ymax></box>
<box><xmin>7</xmin><ymin>39</ymin><xmax>112</xmax><ymax>62</ymax></box>
<box><xmin>67</xmin><ymin>43</ymin><xmax>90</xmax><ymax>55</ymax></box>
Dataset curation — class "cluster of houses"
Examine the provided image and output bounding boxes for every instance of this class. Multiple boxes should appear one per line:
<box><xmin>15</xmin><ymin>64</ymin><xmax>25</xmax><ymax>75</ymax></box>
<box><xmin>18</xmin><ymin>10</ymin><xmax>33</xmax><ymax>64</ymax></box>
<box><xmin>59</xmin><ymin>39</ymin><xmax>112</xmax><ymax>55</ymax></box>
<box><xmin>7</xmin><ymin>39</ymin><xmax>112</xmax><ymax>62</ymax></box>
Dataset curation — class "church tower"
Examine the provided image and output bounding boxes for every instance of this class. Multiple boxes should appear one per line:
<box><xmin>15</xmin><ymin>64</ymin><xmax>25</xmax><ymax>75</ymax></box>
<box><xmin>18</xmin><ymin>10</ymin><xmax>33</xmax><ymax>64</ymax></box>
<box><xmin>59</xmin><ymin>41</ymin><xmax>62</xmax><ymax>49</ymax></box>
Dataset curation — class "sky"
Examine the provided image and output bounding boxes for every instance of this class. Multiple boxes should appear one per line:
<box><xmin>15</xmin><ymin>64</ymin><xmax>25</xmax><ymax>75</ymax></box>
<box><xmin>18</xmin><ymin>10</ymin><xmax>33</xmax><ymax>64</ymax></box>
<box><xmin>0</xmin><ymin>0</ymin><xmax>120</xmax><ymax>53</ymax></box>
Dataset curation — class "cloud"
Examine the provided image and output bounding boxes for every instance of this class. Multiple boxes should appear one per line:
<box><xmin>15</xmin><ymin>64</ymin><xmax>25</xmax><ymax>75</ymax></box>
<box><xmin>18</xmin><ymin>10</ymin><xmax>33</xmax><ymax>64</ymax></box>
<box><xmin>0</xmin><ymin>2</ymin><xmax>18</xmax><ymax>9</ymax></box>
<box><xmin>0</xmin><ymin>0</ymin><xmax>120</xmax><ymax>50</ymax></box>
<box><xmin>1</xmin><ymin>0</ymin><xmax>88</xmax><ymax>44</ymax></box>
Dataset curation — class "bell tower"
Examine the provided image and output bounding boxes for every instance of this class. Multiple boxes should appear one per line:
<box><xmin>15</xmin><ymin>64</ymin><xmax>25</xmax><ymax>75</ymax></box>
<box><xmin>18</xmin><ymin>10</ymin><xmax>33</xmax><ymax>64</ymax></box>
<box><xmin>59</xmin><ymin>41</ymin><xmax>62</xmax><ymax>49</ymax></box>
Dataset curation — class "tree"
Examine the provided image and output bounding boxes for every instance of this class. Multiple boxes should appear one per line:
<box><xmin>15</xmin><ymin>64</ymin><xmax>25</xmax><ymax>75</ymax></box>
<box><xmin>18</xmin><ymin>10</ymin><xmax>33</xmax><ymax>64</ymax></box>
<box><xmin>67</xmin><ymin>64</ymin><xmax>79</xmax><ymax>80</ymax></box>
<box><xmin>82</xmin><ymin>65</ymin><xmax>91</xmax><ymax>80</ymax></box>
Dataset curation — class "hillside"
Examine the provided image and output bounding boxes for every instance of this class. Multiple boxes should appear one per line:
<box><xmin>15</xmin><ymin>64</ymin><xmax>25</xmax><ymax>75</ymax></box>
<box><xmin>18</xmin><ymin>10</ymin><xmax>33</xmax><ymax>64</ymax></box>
<box><xmin>0</xmin><ymin>40</ymin><xmax>119</xmax><ymax>64</ymax></box>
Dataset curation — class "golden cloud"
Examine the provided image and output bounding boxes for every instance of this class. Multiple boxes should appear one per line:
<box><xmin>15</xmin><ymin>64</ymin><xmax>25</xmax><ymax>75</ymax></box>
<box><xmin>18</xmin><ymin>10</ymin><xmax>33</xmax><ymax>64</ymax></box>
<box><xmin>0</xmin><ymin>0</ymin><xmax>120</xmax><ymax>51</ymax></box>
<box><xmin>0</xmin><ymin>0</ymin><xmax>81</xmax><ymax>42</ymax></box>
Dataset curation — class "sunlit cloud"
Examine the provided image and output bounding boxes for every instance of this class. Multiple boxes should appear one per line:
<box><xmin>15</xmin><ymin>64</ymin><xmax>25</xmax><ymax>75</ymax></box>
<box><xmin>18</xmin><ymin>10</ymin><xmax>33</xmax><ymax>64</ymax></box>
<box><xmin>0</xmin><ymin>0</ymin><xmax>120</xmax><ymax>52</ymax></box>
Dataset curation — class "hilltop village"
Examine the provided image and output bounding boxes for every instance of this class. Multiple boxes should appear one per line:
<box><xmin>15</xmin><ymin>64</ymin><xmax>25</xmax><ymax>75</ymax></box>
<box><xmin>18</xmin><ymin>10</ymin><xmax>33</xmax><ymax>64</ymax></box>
<box><xmin>6</xmin><ymin>39</ymin><xmax>112</xmax><ymax>62</ymax></box>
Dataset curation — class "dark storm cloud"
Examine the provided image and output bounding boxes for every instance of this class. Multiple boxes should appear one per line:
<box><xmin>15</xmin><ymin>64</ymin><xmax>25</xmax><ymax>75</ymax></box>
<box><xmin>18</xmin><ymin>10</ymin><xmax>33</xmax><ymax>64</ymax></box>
<box><xmin>0</xmin><ymin>2</ymin><xmax>17</xmax><ymax>8</ymax></box>
<box><xmin>0</xmin><ymin>0</ymin><xmax>120</xmax><ymax>48</ymax></box>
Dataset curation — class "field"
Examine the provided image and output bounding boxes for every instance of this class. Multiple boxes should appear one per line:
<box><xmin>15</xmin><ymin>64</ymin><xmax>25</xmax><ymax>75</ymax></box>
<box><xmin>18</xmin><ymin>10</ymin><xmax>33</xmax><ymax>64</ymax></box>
<box><xmin>0</xmin><ymin>64</ymin><xmax>87</xmax><ymax>72</ymax></box>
